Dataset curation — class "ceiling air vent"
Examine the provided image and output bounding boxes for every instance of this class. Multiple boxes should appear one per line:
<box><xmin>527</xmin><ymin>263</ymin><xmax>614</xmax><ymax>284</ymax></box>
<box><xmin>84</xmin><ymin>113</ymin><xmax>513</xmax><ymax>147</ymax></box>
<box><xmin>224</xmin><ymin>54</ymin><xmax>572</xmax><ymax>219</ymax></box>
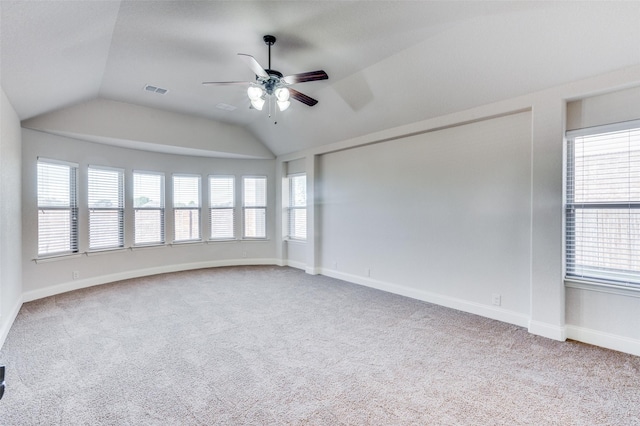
<box><xmin>216</xmin><ymin>103</ymin><xmax>237</xmax><ymax>112</ymax></box>
<box><xmin>144</xmin><ymin>84</ymin><xmax>168</xmax><ymax>95</ymax></box>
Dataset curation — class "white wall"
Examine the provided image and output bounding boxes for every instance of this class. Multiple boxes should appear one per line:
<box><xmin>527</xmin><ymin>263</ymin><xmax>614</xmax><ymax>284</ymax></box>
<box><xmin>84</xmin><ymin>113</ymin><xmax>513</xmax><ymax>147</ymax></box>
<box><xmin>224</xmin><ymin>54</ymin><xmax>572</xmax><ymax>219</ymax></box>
<box><xmin>21</xmin><ymin>129</ymin><xmax>277</xmax><ymax>301</ymax></box>
<box><xmin>318</xmin><ymin>112</ymin><xmax>532</xmax><ymax>326</ymax></box>
<box><xmin>0</xmin><ymin>87</ymin><xmax>23</xmax><ymax>348</ymax></box>
<box><xmin>278</xmin><ymin>64</ymin><xmax>640</xmax><ymax>356</ymax></box>
<box><xmin>284</xmin><ymin>241</ymin><xmax>307</xmax><ymax>270</ymax></box>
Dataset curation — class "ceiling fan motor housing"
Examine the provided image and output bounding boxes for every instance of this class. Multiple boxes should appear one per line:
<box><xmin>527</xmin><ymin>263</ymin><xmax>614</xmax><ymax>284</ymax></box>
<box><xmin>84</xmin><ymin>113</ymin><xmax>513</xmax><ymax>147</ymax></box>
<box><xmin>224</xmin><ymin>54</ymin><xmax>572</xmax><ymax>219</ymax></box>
<box><xmin>260</xmin><ymin>70</ymin><xmax>283</xmax><ymax>95</ymax></box>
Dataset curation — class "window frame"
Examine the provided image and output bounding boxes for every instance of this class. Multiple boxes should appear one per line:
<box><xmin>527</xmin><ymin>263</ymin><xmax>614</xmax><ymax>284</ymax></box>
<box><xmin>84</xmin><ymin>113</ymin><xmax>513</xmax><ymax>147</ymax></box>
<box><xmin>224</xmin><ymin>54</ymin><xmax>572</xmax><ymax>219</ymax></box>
<box><xmin>287</xmin><ymin>173</ymin><xmax>307</xmax><ymax>241</ymax></box>
<box><xmin>88</xmin><ymin>165</ymin><xmax>125</xmax><ymax>251</ymax></box>
<box><xmin>133</xmin><ymin>170</ymin><xmax>165</xmax><ymax>247</ymax></box>
<box><xmin>565</xmin><ymin>119</ymin><xmax>640</xmax><ymax>287</ymax></box>
<box><xmin>37</xmin><ymin>158</ymin><xmax>79</xmax><ymax>257</ymax></box>
<box><xmin>242</xmin><ymin>176</ymin><xmax>267</xmax><ymax>240</ymax></box>
<box><xmin>172</xmin><ymin>174</ymin><xmax>202</xmax><ymax>243</ymax></box>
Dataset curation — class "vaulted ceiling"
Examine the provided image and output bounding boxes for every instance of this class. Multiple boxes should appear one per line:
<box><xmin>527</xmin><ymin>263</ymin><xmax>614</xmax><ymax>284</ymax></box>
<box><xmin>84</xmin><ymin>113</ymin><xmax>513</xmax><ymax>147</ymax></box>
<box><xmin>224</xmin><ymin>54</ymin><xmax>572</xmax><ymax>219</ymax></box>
<box><xmin>2</xmin><ymin>1</ymin><xmax>640</xmax><ymax>157</ymax></box>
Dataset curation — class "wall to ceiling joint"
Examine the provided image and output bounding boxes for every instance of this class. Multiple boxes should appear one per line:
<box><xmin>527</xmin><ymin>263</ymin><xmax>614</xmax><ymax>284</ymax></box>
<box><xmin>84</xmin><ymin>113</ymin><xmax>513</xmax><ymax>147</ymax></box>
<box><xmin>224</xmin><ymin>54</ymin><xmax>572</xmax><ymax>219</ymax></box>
<box><xmin>22</xmin><ymin>98</ymin><xmax>274</xmax><ymax>160</ymax></box>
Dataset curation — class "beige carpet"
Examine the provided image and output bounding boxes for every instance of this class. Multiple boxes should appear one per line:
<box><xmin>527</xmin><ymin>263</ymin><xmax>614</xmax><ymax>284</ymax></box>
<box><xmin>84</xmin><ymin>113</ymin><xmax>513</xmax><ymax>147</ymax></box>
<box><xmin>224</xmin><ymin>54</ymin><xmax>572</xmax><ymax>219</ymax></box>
<box><xmin>0</xmin><ymin>266</ymin><xmax>638</xmax><ymax>425</ymax></box>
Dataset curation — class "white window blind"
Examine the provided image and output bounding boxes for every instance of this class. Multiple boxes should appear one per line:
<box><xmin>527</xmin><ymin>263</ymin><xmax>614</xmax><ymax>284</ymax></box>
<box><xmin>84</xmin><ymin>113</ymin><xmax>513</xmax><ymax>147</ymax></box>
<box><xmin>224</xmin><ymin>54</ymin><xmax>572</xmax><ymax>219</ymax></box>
<box><xmin>288</xmin><ymin>174</ymin><xmax>307</xmax><ymax>240</ymax></box>
<box><xmin>243</xmin><ymin>176</ymin><xmax>267</xmax><ymax>239</ymax></box>
<box><xmin>173</xmin><ymin>175</ymin><xmax>201</xmax><ymax>242</ymax></box>
<box><xmin>566</xmin><ymin>122</ymin><xmax>640</xmax><ymax>286</ymax></box>
<box><xmin>134</xmin><ymin>171</ymin><xmax>165</xmax><ymax>246</ymax></box>
<box><xmin>37</xmin><ymin>160</ymin><xmax>78</xmax><ymax>256</ymax></box>
<box><xmin>88</xmin><ymin>166</ymin><xmax>124</xmax><ymax>250</ymax></box>
<box><xmin>209</xmin><ymin>176</ymin><xmax>235</xmax><ymax>239</ymax></box>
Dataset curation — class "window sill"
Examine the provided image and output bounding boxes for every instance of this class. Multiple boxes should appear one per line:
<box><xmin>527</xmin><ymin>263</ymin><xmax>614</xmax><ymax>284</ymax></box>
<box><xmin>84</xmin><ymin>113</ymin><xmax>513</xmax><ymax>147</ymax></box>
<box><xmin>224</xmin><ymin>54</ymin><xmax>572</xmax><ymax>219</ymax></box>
<box><xmin>34</xmin><ymin>247</ymin><xmax>130</xmax><ymax>262</ymax></box>
<box><xmin>131</xmin><ymin>244</ymin><xmax>168</xmax><ymax>251</ymax></box>
<box><xmin>33</xmin><ymin>239</ymin><xmax>270</xmax><ymax>262</ymax></box>
<box><xmin>170</xmin><ymin>240</ymin><xmax>204</xmax><ymax>247</ymax></box>
<box><xmin>207</xmin><ymin>238</ymin><xmax>239</xmax><ymax>243</ymax></box>
<box><xmin>284</xmin><ymin>238</ymin><xmax>307</xmax><ymax>244</ymax></box>
<box><xmin>86</xmin><ymin>247</ymin><xmax>128</xmax><ymax>256</ymax></box>
<box><xmin>565</xmin><ymin>278</ymin><xmax>640</xmax><ymax>299</ymax></box>
<box><xmin>33</xmin><ymin>253</ymin><xmax>85</xmax><ymax>263</ymax></box>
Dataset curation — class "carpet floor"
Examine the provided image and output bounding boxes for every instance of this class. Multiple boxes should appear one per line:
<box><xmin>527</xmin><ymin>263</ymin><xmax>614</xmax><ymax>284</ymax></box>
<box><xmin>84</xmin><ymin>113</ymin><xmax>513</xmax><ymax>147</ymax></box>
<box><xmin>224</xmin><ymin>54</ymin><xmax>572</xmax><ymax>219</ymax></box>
<box><xmin>0</xmin><ymin>265</ymin><xmax>639</xmax><ymax>425</ymax></box>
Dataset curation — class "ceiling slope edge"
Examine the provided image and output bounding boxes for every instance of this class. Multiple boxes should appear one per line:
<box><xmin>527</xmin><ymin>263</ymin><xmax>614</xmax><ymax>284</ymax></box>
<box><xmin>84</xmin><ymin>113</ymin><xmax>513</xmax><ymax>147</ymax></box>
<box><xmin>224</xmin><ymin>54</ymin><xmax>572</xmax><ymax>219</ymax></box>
<box><xmin>21</xmin><ymin>98</ymin><xmax>274</xmax><ymax>160</ymax></box>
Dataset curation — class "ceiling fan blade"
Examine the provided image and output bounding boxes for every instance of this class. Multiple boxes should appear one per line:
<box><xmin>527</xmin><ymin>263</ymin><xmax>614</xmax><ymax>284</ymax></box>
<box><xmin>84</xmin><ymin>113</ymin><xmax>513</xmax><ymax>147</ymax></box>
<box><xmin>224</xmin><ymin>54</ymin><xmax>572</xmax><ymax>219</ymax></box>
<box><xmin>289</xmin><ymin>88</ymin><xmax>319</xmax><ymax>107</ymax></box>
<box><xmin>282</xmin><ymin>70</ymin><xmax>329</xmax><ymax>85</ymax></box>
<box><xmin>237</xmin><ymin>53</ymin><xmax>269</xmax><ymax>79</ymax></box>
<box><xmin>202</xmin><ymin>81</ymin><xmax>252</xmax><ymax>86</ymax></box>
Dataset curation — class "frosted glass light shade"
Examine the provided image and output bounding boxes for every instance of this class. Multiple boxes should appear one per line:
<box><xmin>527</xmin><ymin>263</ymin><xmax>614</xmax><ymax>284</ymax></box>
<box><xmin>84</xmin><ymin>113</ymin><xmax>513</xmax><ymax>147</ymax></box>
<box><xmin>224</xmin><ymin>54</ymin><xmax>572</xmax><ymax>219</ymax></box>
<box><xmin>247</xmin><ymin>86</ymin><xmax>264</xmax><ymax>101</ymax></box>
<box><xmin>277</xmin><ymin>100</ymin><xmax>290</xmax><ymax>111</ymax></box>
<box><xmin>251</xmin><ymin>98</ymin><xmax>265</xmax><ymax>111</ymax></box>
<box><xmin>275</xmin><ymin>87</ymin><xmax>290</xmax><ymax>102</ymax></box>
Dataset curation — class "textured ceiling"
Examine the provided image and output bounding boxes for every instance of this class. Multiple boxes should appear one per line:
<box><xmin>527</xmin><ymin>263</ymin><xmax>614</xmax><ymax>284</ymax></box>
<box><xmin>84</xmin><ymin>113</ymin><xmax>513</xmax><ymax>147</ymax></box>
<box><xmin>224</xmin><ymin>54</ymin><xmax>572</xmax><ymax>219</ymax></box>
<box><xmin>2</xmin><ymin>1</ymin><xmax>640</xmax><ymax>156</ymax></box>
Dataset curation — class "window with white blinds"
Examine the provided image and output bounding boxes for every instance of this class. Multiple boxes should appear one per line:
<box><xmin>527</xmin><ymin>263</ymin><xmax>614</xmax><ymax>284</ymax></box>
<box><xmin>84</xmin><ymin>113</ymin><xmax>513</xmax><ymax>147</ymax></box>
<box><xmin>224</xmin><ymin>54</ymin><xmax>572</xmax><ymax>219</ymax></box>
<box><xmin>566</xmin><ymin>121</ymin><xmax>640</xmax><ymax>286</ymax></box>
<box><xmin>88</xmin><ymin>166</ymin><xmax>124</xmax><ymax>250</ymax></box>
<box><xmin>134</xmin><ymin>171</ymin><xmax>165</xmax><ymax>246</ymax></box>
<box><xmin>209</xmin><ymin>176</ymin><xmax>235</xmax><ymax>240</ymax></box>
<box><xmin>173</xmin><ymin>174</ymin><xmax>201</xmax><ymax>242</ymax></box>
<box><xmin>37</xmin><ymin>159</ymin><xmax>78</xmax><ymax>256</ymax></box>
<box><xmin>287</xmin><ymin>174</ymin><xmax>307</xmax><ymax>240</ymax></box>
<box><xmin>243</xmin><ymin>176</ymin><xmax>267</xmax><ymax>239</ymax></box>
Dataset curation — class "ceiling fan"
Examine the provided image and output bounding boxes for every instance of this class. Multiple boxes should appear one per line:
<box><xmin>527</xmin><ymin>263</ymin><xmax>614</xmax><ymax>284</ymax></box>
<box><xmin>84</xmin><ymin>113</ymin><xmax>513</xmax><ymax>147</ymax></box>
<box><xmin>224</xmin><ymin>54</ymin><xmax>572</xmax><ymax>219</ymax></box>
<box><xmin>203</xmin><ymin>35</ymin><xmax>328</xmax><ymax>112</ymax></box>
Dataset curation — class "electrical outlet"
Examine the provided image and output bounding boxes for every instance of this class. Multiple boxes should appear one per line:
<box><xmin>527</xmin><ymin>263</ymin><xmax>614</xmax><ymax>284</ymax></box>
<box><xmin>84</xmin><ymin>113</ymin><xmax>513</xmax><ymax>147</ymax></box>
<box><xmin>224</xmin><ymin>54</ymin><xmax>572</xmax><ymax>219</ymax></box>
<box><xmin>242</xmin><ymin>251</ymin><xmax>247</xmax><ymax>258</ymax></box>
<box><xmin>492</xmin><ymin>294</ymin><xmax>501</xmax><ymax>306</ymax></box>
<box><xmin>72</xmin><ymin>271</ymin><xmax>80</xmax><ymax>280</ymax></box>
<box><xmin>367</xmin><ymin>268</ymin><xmax>371</xmax><ymax>277</ymax></box>
<box><xmin>332</xmin><ymin>261</ymin><xmax>337</xmax><ymax>269</ymax></box>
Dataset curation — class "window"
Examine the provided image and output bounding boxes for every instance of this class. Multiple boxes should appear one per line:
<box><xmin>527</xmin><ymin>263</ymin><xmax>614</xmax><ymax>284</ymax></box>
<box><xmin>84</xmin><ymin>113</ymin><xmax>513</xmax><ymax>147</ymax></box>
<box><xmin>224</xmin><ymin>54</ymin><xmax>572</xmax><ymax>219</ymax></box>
<box><xmin>209</xmin><ymin>176</ymin><xmax>235</xmax><ymax>239</ymax></box>
<box><xmin>243</xmin><ymin>176</ymin><xmax>267</xmax><ymax>239</ymax></box>
<box><xmin>287</xmin><ymin>174</ymin><xmax>307</xmax><ymax>240</ymax></box>
<box><xmin>173</xmin><ymin>175</ymin><xmax>201</xmax><ymax>242</ymax></box>
<box><xmin>565</xmin><ymin>122</ymin><xmax>640</xmax><ymax>286</ymax></box>
<box><xmin>134</xmin><ymin>171</ymin><xmax>165</xmax><ymax>245</ymax></box>
<box><xmin>37</xmin><ymin>159</ymin><xmax>78</xmax><ymax>256</ymax></box>
<box><xmin>88</xmin><ymin>166</ymin><xmax>124</xmax><ymax>250</ymax></box>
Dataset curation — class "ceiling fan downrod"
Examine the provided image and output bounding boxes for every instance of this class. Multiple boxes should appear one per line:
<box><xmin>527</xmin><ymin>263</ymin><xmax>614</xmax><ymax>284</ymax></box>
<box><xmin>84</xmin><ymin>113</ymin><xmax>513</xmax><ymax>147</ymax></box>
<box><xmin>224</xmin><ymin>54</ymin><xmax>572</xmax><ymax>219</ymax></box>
<box><xmin>263</xmin><ymin>35</ymin><xmax>276</xmax><ymax>72</ymax></box>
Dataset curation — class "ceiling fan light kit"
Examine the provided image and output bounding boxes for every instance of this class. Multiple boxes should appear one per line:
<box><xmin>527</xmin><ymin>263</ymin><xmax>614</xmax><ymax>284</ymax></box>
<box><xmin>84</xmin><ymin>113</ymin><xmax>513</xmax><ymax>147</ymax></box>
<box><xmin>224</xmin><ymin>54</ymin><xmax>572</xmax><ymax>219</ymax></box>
<box><xmin>203</xmin><ymin>34</ymin><xmax>328</xmax><ymax>119</ymax></box>
<box><xmin>277</xmin><ymin>100</ymin><xmax>290</xmax><ymax>111</ymax></box>
<box><xmin>275</xmin><ymin>87</ymin><xmax>290</xmax><ymax>102</ymax></box>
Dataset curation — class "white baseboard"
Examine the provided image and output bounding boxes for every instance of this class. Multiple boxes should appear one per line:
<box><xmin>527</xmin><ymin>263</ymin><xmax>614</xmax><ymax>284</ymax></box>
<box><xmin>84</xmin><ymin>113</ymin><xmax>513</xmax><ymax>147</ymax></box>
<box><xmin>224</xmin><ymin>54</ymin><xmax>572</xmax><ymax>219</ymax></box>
<box><xmin>528</xmin><ymin>320</ymin><xmax>567</xmax><ymax>341</ymax></box>
<box><xmin>305</xmin><ymin>267</ymin><xmax>320</xmax><ymax>275</ymax></box>
<box><xmin>321</xmin><ymin>268</ymin><xmax>530</xmax><ymax>328</ymax></box>
<box><xmin>566</xmin><ymin>325</ymin><xmax>640</xmax><ymax>357</ymax></box>
<box><xmin>0</xmin><ymin>297</ymin><xmax>23</xmax><ymax>349</ymax></box>
<box><xmin>22</xmin><ymin>258</ymin><xmax>281</xmax><ymax>303</ymax></box>
<box><xmin>283</xmin><ymin>260</ymin><xmax>306</xmax><ymax>271</ymax></box>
